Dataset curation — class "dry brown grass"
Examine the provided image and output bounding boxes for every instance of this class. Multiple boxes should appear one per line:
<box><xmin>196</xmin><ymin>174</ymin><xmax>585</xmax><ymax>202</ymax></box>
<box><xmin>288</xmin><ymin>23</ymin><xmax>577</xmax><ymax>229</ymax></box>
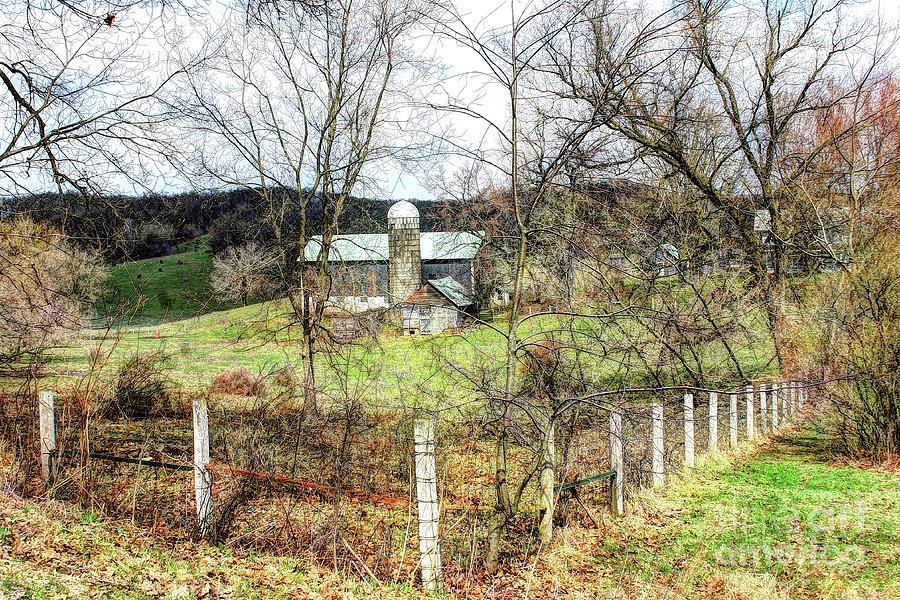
<box><xmin>209</xmin><ymin>366</ymin><xmax>269</xmax><ymax>397</ymax></box>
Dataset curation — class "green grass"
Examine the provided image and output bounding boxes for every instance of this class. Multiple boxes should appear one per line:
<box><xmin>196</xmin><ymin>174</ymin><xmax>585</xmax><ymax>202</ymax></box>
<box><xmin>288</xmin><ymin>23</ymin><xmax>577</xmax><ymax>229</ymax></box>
<box><xmin>604</xmin><ymin>430</ymin><xmax>900</xmax><ymax>597</ymax></box>
<box><xmin>49</xmin><ymin>295</ymin><xmax>780</xmax><ymax>408</ymax></box>
<box><xmin>60</xmin><ymin>248</ymin><xmax>784</xmax><ymax>405</ymax></box>
<box><xmin>100</xmin><ymin>238</ymin><xmax>238</xmax><ymax>325</ymax></box>
<box><xmin>2</xmin><ymin>429</ymin><xmax>895</xmax><ymax>598</ymax></box>
<box><xmin>0</xmin><ymin>499</ymin><xmax>421</xmax><ymax>599</ymax></box>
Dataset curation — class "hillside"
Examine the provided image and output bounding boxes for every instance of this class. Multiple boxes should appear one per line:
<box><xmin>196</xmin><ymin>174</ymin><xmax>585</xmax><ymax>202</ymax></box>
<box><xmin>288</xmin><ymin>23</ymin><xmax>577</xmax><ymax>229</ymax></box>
<box><xmin>3</xmin><ymin>430</ymin><xmax>897</xmax><ymax>599</ymax></box>
<box><xmin>100</xmin><ymin>238</ymin><xmax>238</xmax><ymax>324</ymax></box>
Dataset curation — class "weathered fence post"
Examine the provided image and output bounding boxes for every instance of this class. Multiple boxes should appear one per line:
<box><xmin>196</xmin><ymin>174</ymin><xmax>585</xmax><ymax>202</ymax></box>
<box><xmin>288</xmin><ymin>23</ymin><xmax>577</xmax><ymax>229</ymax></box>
<box><xmin>790</xmin><ymin>381</ymin><xmax>797</xmax><ymax>417</ymax></box>
<box><xmin>759</xmin><ymin>385</ymin><xmax>768</xmax><ymax>433</ymax></box>
<box><xmin>745</xmin><ymin>385</ymin><xmax>755</xmax><ymax>439</ymax></box>
<box><xmin>770</xmin><ymin>383</ymin><xmax>779</xmax><ymax>428</ymax></box>
<box><xmin>38</xmin><ymin>390</ymin><xmax>57</xmax><ymax>486</ymax></box>
<box><xmin>784</xmin><ymin>382</ymin><xmax>791</xmax><ymax>419</ymax></box>
<box><xmin>609</xmin><ymin>407</ymin><xmax>624</xmax><ymax>516</ymax></box>
<box><xmin>651</xmin><ymin>402</ymin><xmax>664</xmax><ymax>486</ymax></box>
<box><xmin>708</xmin><ymin>392</ymin><xmax>718</xmax><ymax>453</ymax></box>
<box><xmin>798</xmin><ymin>381</ymin><xmax>805</xmax><ymax>409</ymax></box>
<box><xmin>414</xmin><ymin>418</ymin><xmax>442</xmax><ymax>592</ymax></box>
<box><xmin>780</xmin><ymin>383</ymin><xmax>788</xmax><ymax>424</ymax></box>
<box><xmin>683</xmin><ymin>393</ymin><xmax>695</xmax><ymax>468</ymax></box>
<box><xmin>729</xmin><ymin>392</ymin><xmax>738</xmax><ymax>449</ymax></box>
<box><xmin>192</xmin><ymin>397</ymin><xmax>213</xmax><ymax>538</ymax></box>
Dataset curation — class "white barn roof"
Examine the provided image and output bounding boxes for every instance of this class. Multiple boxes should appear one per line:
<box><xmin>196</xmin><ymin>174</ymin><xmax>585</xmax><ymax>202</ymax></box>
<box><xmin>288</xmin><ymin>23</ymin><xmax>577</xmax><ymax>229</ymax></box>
<box><xmin>303</xmin><ymin>231</ymin><xmax>483</xmax><ymax>262</ymax></box>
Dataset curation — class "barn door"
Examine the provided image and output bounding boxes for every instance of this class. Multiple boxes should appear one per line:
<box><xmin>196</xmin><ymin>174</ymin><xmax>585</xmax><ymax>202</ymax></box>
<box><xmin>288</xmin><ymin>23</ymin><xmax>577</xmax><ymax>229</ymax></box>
<box><xmin>419</xmin><ymin>307</ymin><xmax>432</xmax><ymax>334</ymax></box>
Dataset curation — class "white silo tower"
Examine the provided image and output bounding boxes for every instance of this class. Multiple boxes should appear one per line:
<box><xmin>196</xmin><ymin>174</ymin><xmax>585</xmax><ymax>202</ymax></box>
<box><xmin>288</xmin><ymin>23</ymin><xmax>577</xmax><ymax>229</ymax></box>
<box><xmin>387</xmin><ymin>200</ymin><xmax>422</xmax><ymax>304</ymax></box>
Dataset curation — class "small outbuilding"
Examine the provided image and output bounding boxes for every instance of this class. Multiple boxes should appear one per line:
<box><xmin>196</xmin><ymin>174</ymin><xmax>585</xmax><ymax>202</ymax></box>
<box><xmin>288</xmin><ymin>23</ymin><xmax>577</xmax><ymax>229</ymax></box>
<box><xmin>401</xmin><ymin>276</ymin><xmax>476</xmax><ymax>335</ymax></box>
<box><xmin>653</xmin><ymin>242</ymin><xmax>681</xmax><ymax>277</ymax></box>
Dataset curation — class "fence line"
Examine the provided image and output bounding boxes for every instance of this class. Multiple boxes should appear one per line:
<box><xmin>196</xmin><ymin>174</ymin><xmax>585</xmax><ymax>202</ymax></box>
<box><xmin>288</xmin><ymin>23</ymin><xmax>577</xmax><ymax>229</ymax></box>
<box><xmin>34</xmin><ymin>377</ymin><xmax>823</xmax><ymax>591</ymax></box>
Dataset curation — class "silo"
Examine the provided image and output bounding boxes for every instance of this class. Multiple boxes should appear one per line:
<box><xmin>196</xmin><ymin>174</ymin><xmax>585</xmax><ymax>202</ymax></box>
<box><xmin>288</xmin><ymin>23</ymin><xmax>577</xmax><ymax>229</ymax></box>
<box><xmin>387</xmin><ymin>200</ymin><xmax>422</xmax><ymax>305</ymax></box>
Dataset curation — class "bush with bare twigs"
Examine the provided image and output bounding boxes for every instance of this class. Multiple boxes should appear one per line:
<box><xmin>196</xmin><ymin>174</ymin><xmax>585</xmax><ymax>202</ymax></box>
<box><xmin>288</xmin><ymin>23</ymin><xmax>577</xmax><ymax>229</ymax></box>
<box><xmin>822</xmin><ymin>233</ymin><xmax>900</xmax><ymax>459</ymax></box>
<box><xmin>210</xmin><ymin>367</ymin><xmax>269</xmax><ymax>397</ymax></box>
<box><xmin>107</xmin><ymin>351</ymin><xmax>181</xmax><ymax>419</ymax></box>
<box><xmin>0</xmin><ymin>218</ymin><xmax>106</xmax><ymax>377</ymax></box>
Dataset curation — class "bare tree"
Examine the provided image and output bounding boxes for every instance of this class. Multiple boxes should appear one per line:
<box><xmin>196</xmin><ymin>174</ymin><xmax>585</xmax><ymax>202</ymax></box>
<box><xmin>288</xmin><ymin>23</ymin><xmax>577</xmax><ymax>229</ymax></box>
<box><xmin>0</xmin><ymin>0</ymin><xmax>200</xmax><ymax>197</ymax></box>
<box><xmin>549</xmin><ymin>0</ymin><xmax>895</xmax><ymax>366</ymax></box>
<box><xmin>177</xmin><ymin>0</ymin><xmax>436</xmax><ymax>417</ymax></box>
<box><xmin>428</xmin><ymin>0</ymin><xmax>628</xmax><ymax>568</ymax></box>
<box><xmin>211</xmin><ymin>242</ymin><xmax>277</xmax><ymax>306</ymax></box>
<box><xmin>0</xmin><ymin>217</ymin><xmax>106</xmax><ymax>377</ymax></box>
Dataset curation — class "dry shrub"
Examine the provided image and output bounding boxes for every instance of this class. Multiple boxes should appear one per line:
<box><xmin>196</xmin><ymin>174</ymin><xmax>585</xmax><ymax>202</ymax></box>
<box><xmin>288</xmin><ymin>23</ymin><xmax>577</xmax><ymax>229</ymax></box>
<box><xmin>107</xmin><ymin>351</ymin><xmax>180</xmax><ymax>419</ymax></box>
<box><xmin>210</xmin><ymin>367</ymin><xmax>268</xmax><ymax>397</ymax></box>
<box><xmin>270</xmin><ymin>363</ymin><xmax>298</xmax><ymax>390</ymax></box>
<box><xmin>0</xmin><ymin>403</ymin><xmax>36</xmax><ymax>495</ymax></box>
<box><xmin>813</xmin><ymin>233</ymin><xmax>900</xmax><ymax>459</ymax></box>
<box><xmin>1</xmin><ymin>218</ymin><xmax>106</xmax><ymax>376</ymax></box>
<box><xmin>87</xmin><ymin>346</ymin><xmax>108</xmax><ymax>367</ymax></box>
<box><xmin>209</xmin><ymin>476</ymin><xmax>261</xmax><ymax>544</ymax></box>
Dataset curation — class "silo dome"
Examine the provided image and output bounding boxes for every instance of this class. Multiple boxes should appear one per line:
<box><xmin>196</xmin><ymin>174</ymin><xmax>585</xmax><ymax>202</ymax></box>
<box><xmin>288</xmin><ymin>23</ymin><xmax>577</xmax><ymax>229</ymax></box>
<box><xmin>388</xmin><ymin>200</ymin><xmax>419</xmax><ymax>220</ymax></box>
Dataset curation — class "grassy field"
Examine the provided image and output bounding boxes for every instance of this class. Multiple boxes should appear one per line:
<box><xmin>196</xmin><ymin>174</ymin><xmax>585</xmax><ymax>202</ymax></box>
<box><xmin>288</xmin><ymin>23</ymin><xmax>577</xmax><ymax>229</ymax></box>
<box><xmin>2</xmin><ymin>428</ymin><xmax>896</xmax><ymax>599</ymax></box>
<box><xmin>100</xmin><ymin>238</ymin><xmax>238</xmax><ymax>325</ymax></box>
<box><xmin>48</xmin><ymin>295</ymin><xmax>780</xmax><ymax>411</ymax></box>
<box><xmin>47</xmin><ymin>246</ymin><xmax>778</xmax><ymax>403</ymax></box>
<box><xmin>604</xmin><ymin>430</ymin><xmax>900</xmax><ymax>598</ymax></box>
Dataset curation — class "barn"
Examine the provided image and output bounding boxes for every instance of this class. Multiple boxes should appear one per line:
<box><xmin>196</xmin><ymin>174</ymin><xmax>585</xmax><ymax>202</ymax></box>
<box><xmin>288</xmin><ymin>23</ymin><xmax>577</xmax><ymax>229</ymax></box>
<box><xmin>301</xmin><ymin>201</ymin><xmax>483</xmax><ymax>331</ymax></box>
<box><xmin>401</xmin><ymin>276</ymin><xmax>476</xmax><ymax>334</ymax></box>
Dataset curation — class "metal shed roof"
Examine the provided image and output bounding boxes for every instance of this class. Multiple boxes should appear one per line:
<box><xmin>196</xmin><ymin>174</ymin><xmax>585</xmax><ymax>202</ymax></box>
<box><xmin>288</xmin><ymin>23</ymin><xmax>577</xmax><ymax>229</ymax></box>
<box><xmin>426</xmin><ymin>276</ymin><xmax>474</xmax><ymax>307</ymax></box>
<box><xmin>303</xmin><ymin>231</ymin><xmax>483</xmax><ymax>262</ymax></box>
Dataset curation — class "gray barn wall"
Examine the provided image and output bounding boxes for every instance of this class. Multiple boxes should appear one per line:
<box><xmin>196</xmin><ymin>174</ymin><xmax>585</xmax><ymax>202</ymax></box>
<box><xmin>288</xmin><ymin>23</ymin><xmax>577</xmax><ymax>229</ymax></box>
<box><xmin>329</xmin><ymin>262</ymin><xmax>389</xmax><ymax>296</ymax></box>
<box><xmin>421</xmin><ymin>261</ymin><xmax>473</xmax><ymax>290</ymax></box>
<box><xmin>327</xmin><ymin>260</ymin><xmax>472</xmax><ymax>298</ymax></box>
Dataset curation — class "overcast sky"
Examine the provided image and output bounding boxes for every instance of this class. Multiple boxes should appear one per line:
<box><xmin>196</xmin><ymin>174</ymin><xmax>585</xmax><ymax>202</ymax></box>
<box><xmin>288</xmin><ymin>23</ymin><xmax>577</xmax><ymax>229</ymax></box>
<box><xmin>6</xmin><ymin>0</ymin><xmax>897</xmax><ymax>200</ymax></box>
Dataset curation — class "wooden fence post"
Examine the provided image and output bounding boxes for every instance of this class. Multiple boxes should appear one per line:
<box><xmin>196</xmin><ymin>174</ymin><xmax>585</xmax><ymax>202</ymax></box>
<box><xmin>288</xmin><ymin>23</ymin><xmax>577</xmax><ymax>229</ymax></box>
<box><xmin>414</xmin><ymin>418</ymin><xmax>442</xmax><ymax>592</ymax></box>
<box><xmin>759</xmin><ymin>385</ymin><xmax>768</xmax><ymax>434</ymax></box>
<box><xmin>609</xmin><ymin>407</ymin><xmax>624</xmax><ymax>516</ymax></box>
<box><xmin>790</xmin><ymin>381</ymin><xmax>797</xmax><ymax>417</ymax></box>
<box><xmin>708</xmin><ymin>392</ymin><xmax>718</xmax><ymax>453</ymax></box>
<box><xmin>745</xmin><ymin>385</ymin><xmax>755</xmax><ymax>439</ymax></box>
<box><xmin>192</xmin><ymin>397</ymin><xmax>213</xmax><ymax>538</ymax></box>
<box><xmin>770</xmin><ymin>383</ymin><xmax>779</xmax><ymax>428</ymax></box>
<box><xmin>780</xmin><ymin>383</ymin><xmax>788</xmax><ymax>424</ymax></box>
<box><xmin>683</xmin><ymin>393</ymin><xmax>695</xmax><ymax>468</ymax></box>
<box><xmin>784</xmin><ymin>382</ymin><xmax>791</xmax><ymax>419</ymax></box>
<box><xmin>38</xmin><ymin>390</ymin><xmax>57</xmax><ymax>487</ymax></box>
<box><xmin>729</xmin><ymin>392</ymin><xmax>738</xmax><ymax>449</ymax></box>
<box><xmin>651</xmin><ymin>402</ymin><xmax>664</xmax><ymax>486</ymax></box>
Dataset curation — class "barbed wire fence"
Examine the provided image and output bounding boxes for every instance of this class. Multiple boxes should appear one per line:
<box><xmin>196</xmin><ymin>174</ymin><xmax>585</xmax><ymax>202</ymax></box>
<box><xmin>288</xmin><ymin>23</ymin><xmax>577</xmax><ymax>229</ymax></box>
<box><xmin>26</xmin><ymin>374</ymin><xmax>819</xmax><ymax>591</ymax></box>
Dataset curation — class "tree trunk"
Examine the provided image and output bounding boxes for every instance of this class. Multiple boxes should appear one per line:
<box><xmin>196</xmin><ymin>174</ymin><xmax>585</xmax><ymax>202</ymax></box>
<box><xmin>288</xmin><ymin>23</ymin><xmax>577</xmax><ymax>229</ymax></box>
<box><xmin>485</xmin><ymin>434</ymin><xmax>511</xmax><ymax>573</ymax></box>
<box><xmin>302</xmin><ymin>323</ymin><xmax>317</xmax><ymax>418</ymax></box>
<box><xmin>538</xmin><ymin>418</ymin><xmax>555</xmax><ymax>543</ymax></box>
<box><xmin>484</xmin><ymin>511</ymin><xmax>506</xmax><ymax>574</ymax></box>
